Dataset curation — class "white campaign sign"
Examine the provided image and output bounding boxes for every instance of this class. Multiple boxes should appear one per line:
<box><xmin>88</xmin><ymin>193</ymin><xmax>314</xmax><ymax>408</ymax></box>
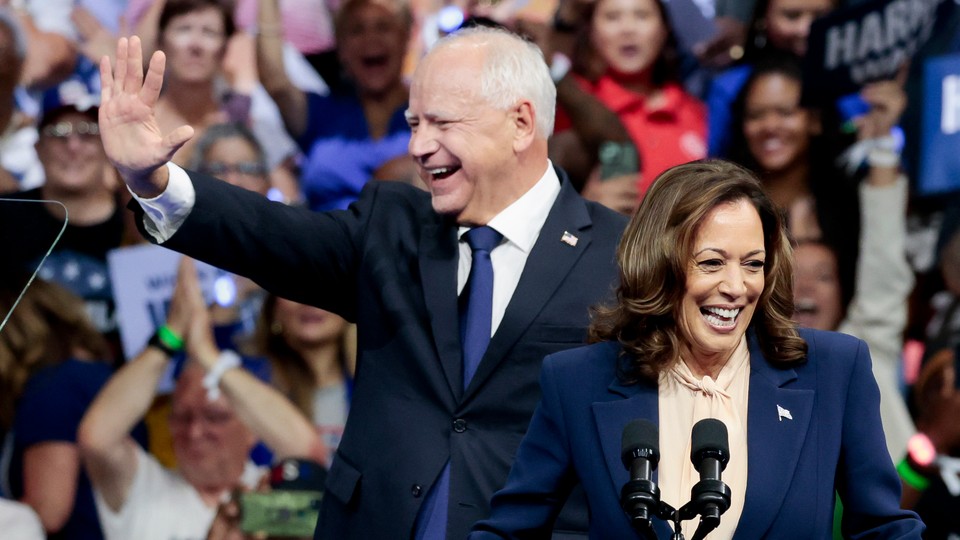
<box><xmin>107</xmin><ymin>244</ymin><xmax>223</xmax><ymax>389</ymax></box>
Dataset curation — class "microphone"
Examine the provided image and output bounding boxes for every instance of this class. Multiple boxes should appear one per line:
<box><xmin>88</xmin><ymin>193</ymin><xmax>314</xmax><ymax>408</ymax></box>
<box><xmin>620</xmin><ymin>419</ymin><xmax>661</xmax><ymax>537</ymax></box>
<box><xmin>687</xmin><ymin>418</ymin><xmax>732</xmax><ymax>540</ymax></box>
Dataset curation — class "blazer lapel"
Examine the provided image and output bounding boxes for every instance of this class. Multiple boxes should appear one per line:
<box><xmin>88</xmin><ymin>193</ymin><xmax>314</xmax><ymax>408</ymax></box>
<box><xmin>464</xmin><ymin>180</ymin><xmax>593</xmax><ymax>398</ymax></box>
<box><xmin>736</xmin><ymin>337</ymin><xmax>814</xmax><ymax>539</ymax></box>
<box><xmin>592</xmin><ymin>378</ymin><xmax>660</xmax><ymax>497</ymax></box>
<box><xmin>419</xmin><ymin>220</ymin><xmax>463</xmax><ymax>401</ymax></box>
<box><xmin>592</xmin><ymin>375</ymin><xmax>674</xmax><ymax>539</ymax></box>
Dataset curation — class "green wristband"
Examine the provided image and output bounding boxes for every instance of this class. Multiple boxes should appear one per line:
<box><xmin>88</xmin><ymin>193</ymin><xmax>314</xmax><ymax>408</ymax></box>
<box><xmin>897</xmin><ymin>458</ymin><xmax>931</xmax><ymax>491</ymax></box>
<box><xmin>157</xmin><ymin>325</ymin><xmax>185</xmax><ymax>352</ymax></box>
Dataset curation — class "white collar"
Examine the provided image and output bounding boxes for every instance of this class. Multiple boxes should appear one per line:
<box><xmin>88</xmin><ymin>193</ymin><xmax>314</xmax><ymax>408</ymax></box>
<box><xmin>458</xmin><ymin>161</ymin><xmax>561</xmax><ymax>253</ymax></box>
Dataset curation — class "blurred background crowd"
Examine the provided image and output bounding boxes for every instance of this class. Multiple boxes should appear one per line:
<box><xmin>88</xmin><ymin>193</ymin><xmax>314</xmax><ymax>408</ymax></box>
<box><xmin>0</xmin><ymin>0</ymin><xmax>959</xmax><ymax>538</ymax></box>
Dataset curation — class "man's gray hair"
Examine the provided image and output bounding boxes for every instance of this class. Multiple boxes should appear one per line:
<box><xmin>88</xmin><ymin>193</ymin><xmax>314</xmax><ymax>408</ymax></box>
<box><xmin>432</xmin><ymin>26</ymin><xmax>556</xmax><ymax>137</ymax></box>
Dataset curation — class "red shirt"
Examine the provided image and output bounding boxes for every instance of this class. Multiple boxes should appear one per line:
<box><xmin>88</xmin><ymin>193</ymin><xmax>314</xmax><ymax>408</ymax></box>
<box><xmin>555</xmin><ymin>76</ymin><xmax>707</xmax><ymax>195</ymax></box>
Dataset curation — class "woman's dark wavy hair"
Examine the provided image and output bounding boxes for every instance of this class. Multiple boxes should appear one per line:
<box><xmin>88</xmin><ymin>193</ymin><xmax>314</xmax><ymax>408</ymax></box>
<box><xmin>159</xmin><ymin>0</ymin><xmax>236</xmax><ymax>42</ymax></box>
<box><xmin>589</xmin><ymin>159</ymin><xmax>807</xmax><ymax>385</ymax></box>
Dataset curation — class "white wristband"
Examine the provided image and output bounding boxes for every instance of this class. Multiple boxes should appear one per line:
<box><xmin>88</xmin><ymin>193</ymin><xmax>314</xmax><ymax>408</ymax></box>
<box><xmin>867</xmin><ymin>147</ymin><xmax>901</xmax><ymax>168</ymax></box>
<box><xmin>837</xmin><ymin>134</ymin><xmax>902</xmax><ymax>174</ymax></box>
<box><xmin>202</xmin><ymin>350</ymin><xmax>242</xmax><ymax>401</ymax></box>
<box><xmin>867</xmin><ymin>134</ymin><xmax>901</xmax><ymax>168</ymax></box>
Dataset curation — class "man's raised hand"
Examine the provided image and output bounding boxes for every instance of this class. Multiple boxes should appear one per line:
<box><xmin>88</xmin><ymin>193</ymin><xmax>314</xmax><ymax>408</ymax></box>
<box><xmin>99</xmin><ymin>36</ymin><xmax>194</xmax><ymax>197</ymax></box>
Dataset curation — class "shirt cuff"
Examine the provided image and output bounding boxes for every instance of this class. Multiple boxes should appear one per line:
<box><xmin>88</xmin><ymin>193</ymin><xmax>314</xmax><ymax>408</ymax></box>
<box><xmin>129</xmin><ymin>162</ymin><xmax>196</xmax><ymax>243</ymax></box>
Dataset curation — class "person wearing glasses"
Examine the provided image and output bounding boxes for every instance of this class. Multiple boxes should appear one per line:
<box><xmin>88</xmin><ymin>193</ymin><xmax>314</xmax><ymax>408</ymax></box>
<box><xmin>0</xmin><ymin>77</ymin><xmax>126</xmax><ymax>357</ymax></box>
<box><xmin>186</xmin><ymin>122</ymin><xmax>278</xmax><ymax>349</ymax></box>
<box><xmin>78</xmin><ymin>257</ymin><xmax>325</xmax><ymax>540</ymax></box>
<box><xmin>189</xmin><ymin>122</ymin><xmax>271</xmax><ymax>197</ymax></box>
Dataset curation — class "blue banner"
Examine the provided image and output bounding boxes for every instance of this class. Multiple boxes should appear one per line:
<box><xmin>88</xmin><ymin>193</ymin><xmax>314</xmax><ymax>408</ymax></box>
<box><xmin>918</xmin><ymin>53</ymin><xmax>960</xmax><ymax>195</ymax></box>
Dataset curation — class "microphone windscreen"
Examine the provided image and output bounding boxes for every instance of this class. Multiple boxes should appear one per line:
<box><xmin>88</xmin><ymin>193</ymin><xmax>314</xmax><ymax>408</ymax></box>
<box><xmin>621</xmin><ymin>419</ymin><xmax>659</xmax><ymax>469</ymax></box>
<box><xmin>691</xmin><ymin>418</ymin><xmax>729</xmax><ymax>465</ymax></box>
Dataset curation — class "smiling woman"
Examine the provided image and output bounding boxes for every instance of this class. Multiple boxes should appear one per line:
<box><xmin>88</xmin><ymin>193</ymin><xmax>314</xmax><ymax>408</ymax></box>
<box><xmin>549</xmin><ymin>0</ymin><xmax>706</xmax><ymax>197</ymax></box>
<box><xmin>469</xmin><ymin>159</ymin><xmax>923</xmax><ymax>539</ymax></box>
<box><xmin>677</xmin><ymin>199</ymin><xmax>766</xmax><ymax>377</ymax></box>
<box><xmin>728</xmin><ymin>51</ymin><xmax>861</xmax><ymax>313</ymax></box>
<box><xmin>591</xmin><ymin>159</ymin><xmax>800</xmax><ymax>384</ymax></box>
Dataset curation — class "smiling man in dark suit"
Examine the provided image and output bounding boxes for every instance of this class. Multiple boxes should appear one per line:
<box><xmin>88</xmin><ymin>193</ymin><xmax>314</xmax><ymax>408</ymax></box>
<box><xmin>97</xmin><ymin>27</ymin><xmax>627</xmax><ymax>540</ymax></box>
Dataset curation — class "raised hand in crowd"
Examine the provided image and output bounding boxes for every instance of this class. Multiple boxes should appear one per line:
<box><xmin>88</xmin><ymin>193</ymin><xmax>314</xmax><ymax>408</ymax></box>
<box><xmin>847</xmin><ymin>72</ymin><xmax>908</xmax><ymax>189</ymax></box>
<box><xmin>72</xmin><ymin>6</ymin><xmax>123</xmax><ymax>64</ymax></box>
<box><xmin>221</xmin><ymin>31</ymin><xmax>259</xmax><ymax>96</ymax></box>
<box><xmin>856</xmin><ymin>79</ymin><xmax>908</xmax><ymax>141</ymax></box>
<box><xmin>175</xmin><ymin>258</ymin><xmax>328</xmax><ymax>467</ymax></box>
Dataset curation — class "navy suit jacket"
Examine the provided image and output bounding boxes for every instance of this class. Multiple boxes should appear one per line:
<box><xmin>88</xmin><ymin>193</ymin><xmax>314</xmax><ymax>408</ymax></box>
<box><xmin>471</xmin><ymin>329</ymin><xmax>924</xmax><ymax>539</ymax></box>
<box><xmin>150</xmin><ymin>170</ymin><xmax>628</xmax><ymax>540</ymax></box>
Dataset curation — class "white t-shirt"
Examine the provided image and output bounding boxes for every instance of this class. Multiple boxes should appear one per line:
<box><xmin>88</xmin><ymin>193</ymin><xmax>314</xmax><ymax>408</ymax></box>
<box><xmin>0</xmin><ymin>499</ymin><xmax>44</xmax><ymax>540</ymax></box>
<box><xmin>94</xmin><ymin>446</ymin><xmax>263</xmax><ymax>540</ymax></box>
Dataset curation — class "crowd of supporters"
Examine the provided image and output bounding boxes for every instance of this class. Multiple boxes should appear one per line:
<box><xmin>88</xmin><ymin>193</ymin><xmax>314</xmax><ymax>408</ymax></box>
<box><xmin>0</xmin><ymin>0</ymin><xmax>958</xmax><ymax>538</ymax></box>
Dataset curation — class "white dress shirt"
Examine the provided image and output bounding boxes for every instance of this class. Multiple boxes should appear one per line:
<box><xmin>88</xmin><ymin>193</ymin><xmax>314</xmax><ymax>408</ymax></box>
<box><xmin>456</xmin><ymin>164</ymin><xmax>561</xmax><ymax>336</ymax></box>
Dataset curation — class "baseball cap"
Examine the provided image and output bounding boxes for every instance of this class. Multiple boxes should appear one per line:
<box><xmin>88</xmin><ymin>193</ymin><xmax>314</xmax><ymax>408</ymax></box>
<box><xmin>38</xmin><ymin>64</ymin><xmax>101</xmax><ymax>129</ymax></box>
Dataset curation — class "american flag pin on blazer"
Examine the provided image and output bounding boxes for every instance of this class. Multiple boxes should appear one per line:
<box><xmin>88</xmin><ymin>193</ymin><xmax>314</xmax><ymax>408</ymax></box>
<box><xmin>777</xmin><ymin>404</ymin><xmax>793</xmax><ymax>422</ymax></box>
<box><xmin>560</xmin><ymin>231</ymin><xmax>578</xmax><ymax>247</ymax></box>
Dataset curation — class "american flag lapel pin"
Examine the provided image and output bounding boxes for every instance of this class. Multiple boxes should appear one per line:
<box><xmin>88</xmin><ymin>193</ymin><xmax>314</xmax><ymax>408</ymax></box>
<box><xmin>777</xmin><ymin>404</ymin><xmax>793</xmax><ymax>422</ymax></box>
<box><xmin>561</xmin><ymin>231</ymin><xmax>578</xmax><ymax>247</ymax></box>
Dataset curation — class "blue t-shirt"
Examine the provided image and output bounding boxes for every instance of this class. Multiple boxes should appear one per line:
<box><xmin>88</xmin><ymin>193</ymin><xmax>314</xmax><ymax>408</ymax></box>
<box><xmin>10</xmin><ymin>359</ymin><xmax>115</xmax><ymax>539</ymax></box>
<box><xmin>706</xmin><ymin>64</ymin><xmax>753</xmax><ymax>158</ymax></box>
<box><xmin>297</xmin><ymin>89</ymin><xmax>410</xmax><ymax>212</ymax></box>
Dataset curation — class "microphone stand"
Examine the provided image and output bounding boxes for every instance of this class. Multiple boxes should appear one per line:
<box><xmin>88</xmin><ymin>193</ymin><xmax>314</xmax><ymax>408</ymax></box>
<box><xmin>677</xmin><ymin>477</ymin><xmax>732</xmax><ymax>540</ymax></box>
<box><xmin>620</xmin><ymin>417</ymin><xmax>731</xmax><ymax>540</ymax></box>
<box><xmin>655</xmin><ymin>501</ymin><xmax>682</xmax><ymax>540</ymax></box>
<box><xmin>624</xmin><ymin>479</ymin><xmax>731</xmax><ymax>540</ymax></box>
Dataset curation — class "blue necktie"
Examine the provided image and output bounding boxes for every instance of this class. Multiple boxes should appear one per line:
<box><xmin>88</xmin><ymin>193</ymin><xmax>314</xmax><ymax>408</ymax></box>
<box><xmin>460</xmin><ymin>225</ymin><xmax>502</xmax><ymax>387</ymax></box>
<box><xmin>414</xmin><ymin>226</ymin><xmax>502</xmax><ymax>540</ymax></box>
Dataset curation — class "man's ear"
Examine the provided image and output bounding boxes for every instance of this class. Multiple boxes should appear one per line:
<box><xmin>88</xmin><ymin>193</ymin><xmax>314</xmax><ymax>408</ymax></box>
<box><xmin>511</xmin><ymin>100</ymin><xmax>537</xmax><ymax>152</ymax></box>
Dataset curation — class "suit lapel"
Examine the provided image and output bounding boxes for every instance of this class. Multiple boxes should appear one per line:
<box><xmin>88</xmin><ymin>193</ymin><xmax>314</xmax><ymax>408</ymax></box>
<box><xmin>736</xmin><ymin>337</ymin><xmax>814</xmax><ymax>539</ymax></box>
<box><xmin>464</xmin><ymin>181</ymin><xmax>592</xmax><ymax>398</ymax></box>
<box><xmin>583</xmin><ymin>337</ymin><xmax>815</xmax><ymax>539</ymax></box>
<box><xmin>419</xmin><ymin>220</ymin><xmax>463</xmax><ymax>401</ymax></box>
<box><xmin>593</xmin><ymin>375</ymin><xmax>674</xmax><ymax>539</ymax></box>
<box><xmin>592</xmin><ymin>378</ymin><xmax>660</xmax><ymax>496</ymax></box>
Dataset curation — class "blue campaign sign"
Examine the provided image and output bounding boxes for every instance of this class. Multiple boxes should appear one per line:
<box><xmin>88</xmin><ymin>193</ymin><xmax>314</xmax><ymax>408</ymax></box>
<box><xmin>918</xmin><ymin>53</ymin><xmax>960</xmax><ymax>195</ymax></box>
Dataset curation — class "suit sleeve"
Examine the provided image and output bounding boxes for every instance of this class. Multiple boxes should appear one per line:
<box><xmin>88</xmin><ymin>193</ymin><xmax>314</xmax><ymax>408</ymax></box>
<box><xmin>469</xmin><ymin>356</ymin><xmax>578</xmax><ymax>539</ymax></box>
<box><xmin>138</xmin><ymin>170</ymin><xmax>372</xmax><ymax>318</ymax></box>
<box><xmin>836</xmin><ymin>340</ymin><xmax>924</xmax><ymax>539</ymax></box>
